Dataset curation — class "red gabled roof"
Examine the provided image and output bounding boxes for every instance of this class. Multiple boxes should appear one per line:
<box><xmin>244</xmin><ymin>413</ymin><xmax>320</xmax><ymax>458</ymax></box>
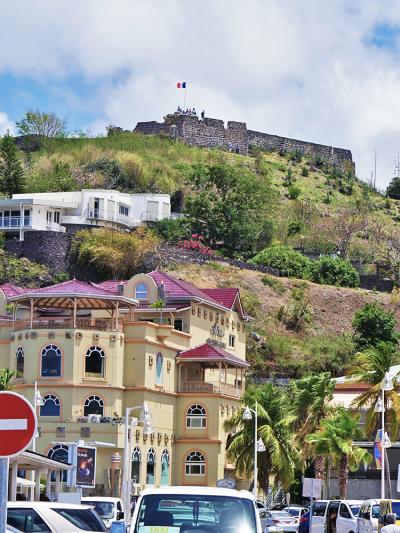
<box><xmin>0</xmin><ymin>283</ymin><xmax>29</xmax><ymax>298</ymax></box>
<box><xmin>201</xmin><ymin>288</ymin><xmax>239</xmax><ymax>310</ymax></box>
<box><xmin>95</xmin><ymin>280</ymin><xmax>127</xmax><ymax>293</ymax></box>
<box><xmin>177</xmin><ymin>343</ymin><xmax>249</xmax><ymax>368</ymax></box>
<box><xmin>16</xmin><ymin>279</ymin><xmax>119</xmax><ymax>297</ymax></box>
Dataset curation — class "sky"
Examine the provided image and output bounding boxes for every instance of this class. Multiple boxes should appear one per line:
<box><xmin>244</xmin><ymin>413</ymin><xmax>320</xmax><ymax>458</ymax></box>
<box><xmin>1</xmin><ymin>0</ymin><xmax>400</xmax><ymax>188</ymax></box>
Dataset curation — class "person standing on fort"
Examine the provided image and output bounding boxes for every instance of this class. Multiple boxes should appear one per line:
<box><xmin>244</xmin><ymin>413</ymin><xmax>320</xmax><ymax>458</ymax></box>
<box><xmin>201</xmin><ymin>110</ymin><xmax>205</xmax><ymax>119</ymax></box>
<box><xmin>235</xmin><ymin>145</ymin><xmax>240</xmax><ymax>154</ymax></box>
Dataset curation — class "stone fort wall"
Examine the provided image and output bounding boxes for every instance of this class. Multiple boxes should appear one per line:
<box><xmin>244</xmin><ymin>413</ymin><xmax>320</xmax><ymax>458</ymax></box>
<box><xmin>134</xmin><ymin>115</ymin><xmax>354</xmax><ymax>171</ymax></box>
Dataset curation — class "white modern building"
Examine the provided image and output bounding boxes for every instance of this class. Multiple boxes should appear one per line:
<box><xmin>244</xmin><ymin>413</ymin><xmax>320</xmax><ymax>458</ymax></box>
<box><xmin>0</xmin><ymin>190</ymin><xmax>171</xmax><ymax>240</ymax></box>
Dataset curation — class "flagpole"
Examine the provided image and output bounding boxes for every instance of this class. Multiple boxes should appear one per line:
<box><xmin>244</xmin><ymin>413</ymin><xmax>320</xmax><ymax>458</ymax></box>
<box><xmin>184</xmin><ymin>85</ymin><xmax>187</xmax><ymax>110</ymax></box>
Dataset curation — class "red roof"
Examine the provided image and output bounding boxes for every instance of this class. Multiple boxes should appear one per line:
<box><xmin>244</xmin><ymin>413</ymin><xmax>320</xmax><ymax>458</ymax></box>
<box><xmin>95</xmin><ymin>280</ymin><xmax>127</xmax><ymax>293</ymax></box>
<box><xmin>177</xmin><ymin>343</ymin><xmax>249</xmax><ymax>368</ymax></box>
<box><xmin>201</xmin><ymin>288</ymin><xmax>239</xmax><ymax>309</ymax></box>
<box><xmin>0</xmin><ymin>283</ymin><xmax>29</xmax><ymax>298</ymax></box>
<box><xmin>10</xmin><ymin>279</ymin><xmax>120</xmax><ymax>298</ymax></box>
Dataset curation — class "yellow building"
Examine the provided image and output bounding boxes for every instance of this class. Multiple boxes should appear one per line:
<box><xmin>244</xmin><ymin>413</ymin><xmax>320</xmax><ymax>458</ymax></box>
<box><xmin>0</xmin><ymin>271</ymin><xmax>250</xmax><ymax>495</ymax></box>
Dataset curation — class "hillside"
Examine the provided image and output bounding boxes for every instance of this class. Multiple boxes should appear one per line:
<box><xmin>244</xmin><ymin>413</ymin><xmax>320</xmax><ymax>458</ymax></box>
<box><xmin>167</xmin><ymin>261</ymin><xmax>400</xmax><ymax>378</ymax></box>
<box><xmin>19</xmin><ymin>132</ymin><xmax>386</xmax><ymax>209</ymax></box>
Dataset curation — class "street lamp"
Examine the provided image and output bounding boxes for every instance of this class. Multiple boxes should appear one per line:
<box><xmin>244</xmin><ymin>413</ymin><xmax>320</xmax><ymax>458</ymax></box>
<box><xmin>374</xmin><ymin>372</ymin><xmax>393</xmax><ymax>499</ymax></box>
<box><xmin>122</xmin><ymin>403</ymin><xmax>153</xmax><ymax>524</ymax></box>
<box><xmin>32</xmin><ymin>381</ymin><xmax>44</xmax><ymax>452</ymax></box>
<box><xmin>242</xmin><ymin>401</ymin><xmax>265</xmax><ymax>497</ymax></box>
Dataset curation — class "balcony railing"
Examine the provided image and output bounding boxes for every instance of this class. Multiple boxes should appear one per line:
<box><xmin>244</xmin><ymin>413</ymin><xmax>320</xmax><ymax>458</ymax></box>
<box><xmin>179</xmin><ymin>381</ymin><xmax>243</xmax><ymax>398</ymax></box>
<box><xmin>14</xmin><ymin>317</ymin><xmax>123</xmax><ymax>332</ymax></box>
<box><xmin>85</xmin><ymin>208</ymin><xmax>134</xmax><ymax>227</ymax></box>
<box><xmin>0</xmin><ymin>215</ymin><xmax>66</xmax><ymax>233</ymax></box>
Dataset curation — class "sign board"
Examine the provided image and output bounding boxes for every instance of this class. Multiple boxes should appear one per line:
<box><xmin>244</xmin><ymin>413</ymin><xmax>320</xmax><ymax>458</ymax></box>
<box><xmin>302</xmin><ymin>477</ymin><xmax>322</xmax><ymax>498</ymax></box>
<box><xmin>76</xmin><ymin>445</ymin><xmax>97</xmax><ymax>488</ymax></box>
<box><xmin>0</xmin><ymin>391</ymin><xmax>37</xmax><ymax>458</ymax></box>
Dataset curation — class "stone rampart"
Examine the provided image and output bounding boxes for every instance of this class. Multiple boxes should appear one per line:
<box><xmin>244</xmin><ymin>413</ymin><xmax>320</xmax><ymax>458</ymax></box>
<box><xmin>134</xmin><ymin>115</ymin><xmax>354</xmax><ymax>171</ymax></box>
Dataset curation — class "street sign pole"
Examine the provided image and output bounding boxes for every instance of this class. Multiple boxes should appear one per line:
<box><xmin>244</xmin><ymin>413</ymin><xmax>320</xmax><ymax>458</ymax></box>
<box><xmin>0</xmin><ymin>458</ymin><xmax>9</xmax><ymax>533</ymax></box>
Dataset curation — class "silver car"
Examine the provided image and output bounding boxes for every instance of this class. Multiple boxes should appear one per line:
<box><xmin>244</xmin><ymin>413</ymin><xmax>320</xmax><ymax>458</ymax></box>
<box><xmin>260</xmin><ymin>510</ymin><xmax>300</xmax><ymax>533</ymax></box>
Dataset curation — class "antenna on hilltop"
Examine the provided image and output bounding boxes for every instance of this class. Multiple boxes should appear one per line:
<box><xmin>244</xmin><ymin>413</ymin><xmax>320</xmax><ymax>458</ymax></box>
<box><xmin>395</xmin><ymin>150</ymin><xmax>400</xmax><ymax>179</ymax></box>
<box><xmin>374</xmin><ymin>148</ymin><xmax>377</xmax><ymax>189</ymax></box>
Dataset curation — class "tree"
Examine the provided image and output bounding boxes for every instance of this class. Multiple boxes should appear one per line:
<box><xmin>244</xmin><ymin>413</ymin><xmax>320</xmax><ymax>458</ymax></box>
<box><xmin>16</xmin><ymin>109</ymin><xmax>67</xmax><ymax>138</ymax></box>
<box><xmin>251</xmin><ymin>245</ymin><xmax>311</xmax><ymax>278</ymax></box>
<box><xmin>352</xmin><ymin>303</ymin><xmax>398</xmax><ymax>350</ymax></box>
<box><xmin>347</xmin><ymin>342</ymin><xmax>400</xmax><ymax>437</ymax></box>
<box><xmin>0</xmin><ymin>368</ymin><xmax>15</xmax><ymax>390</ymax></box>
<box><xmin>290</xmin><ymin>373</ymin><xmax>335</xmax><ymax>478</ymax></box>
<box><xmin>307</xmin><ymin>407</ymin><xmax>371</xmax><ymax>499</ymax></box>
<box><xmin>0</xmin><ymin>132</ymin><xmax>25</xmax><ymax>195</ymax></box>
<box><xmin>308</xmin><ymin>256</ymin><xmax>360</xmax><ymax>288</ymax></box>
<box><xmin>185</xmin><ymin>162</ymin><xmax>275</xmax><ymax>256</ymax></box>
<box><xmin>386</xmin><ymin>176</ymin><xmax>400</xmax><ymax>200</ymax></box>
<box><xmin>223</xmin><ymin>384</ymin><xmax>298</xmax><ymax>494</ymax></box>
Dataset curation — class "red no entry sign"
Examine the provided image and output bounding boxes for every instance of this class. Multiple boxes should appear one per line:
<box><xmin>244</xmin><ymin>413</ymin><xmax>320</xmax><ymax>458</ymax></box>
<box><xmin>0</xmin><ymin>391</ymin><xmax>37</xmax><ymax>458</ymax></box>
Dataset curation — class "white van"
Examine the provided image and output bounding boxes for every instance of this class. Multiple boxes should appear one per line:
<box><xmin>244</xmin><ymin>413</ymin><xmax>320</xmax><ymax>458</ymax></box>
<box><xmin>358</xmin><ymin>500</ymin><xmax>381</xmax><ymax>533</ymax></box>
<box><xmin>82</xmin><ymin>497</ymin><xmax>125</xmax><ymax>529</ymax></box>
<box><xmin>311</xmin><ymin>500</ymin><xmax>340</xmax><ymax>533</ymax></box>
<box><xmin>129</xmin><ymin>486</ymin><xmax>263</xmax><ymax>532</ymax></box>
<box><xmin>336</xmin><ymin>500</ymin><xmax>362</xmax><ymax>533</ymax></box>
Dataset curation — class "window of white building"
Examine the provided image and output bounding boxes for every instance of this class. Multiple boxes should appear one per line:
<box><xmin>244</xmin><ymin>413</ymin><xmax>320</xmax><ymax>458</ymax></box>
<box><xmin>186</xmin><ymin>405</ymin><xmax>207</xmax><ymax>428</ymax></box>
<box><xmin>185</xmin><ymin>451</ymin><xmax>206</xmax><ymax>476</ymax></box>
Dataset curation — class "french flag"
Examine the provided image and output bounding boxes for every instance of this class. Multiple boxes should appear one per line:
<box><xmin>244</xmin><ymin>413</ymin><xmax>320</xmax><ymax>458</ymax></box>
<box><xmin>177</xmin><ymin>82</ymin><xmax>186</xmax><ymax>89</ymax></box>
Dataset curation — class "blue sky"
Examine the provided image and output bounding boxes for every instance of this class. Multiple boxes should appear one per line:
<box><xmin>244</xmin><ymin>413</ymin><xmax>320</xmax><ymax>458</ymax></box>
<box><xmin>1</xmin><ymin>0</ymin><xmax>400</xmax><ymax>188</ymax></box>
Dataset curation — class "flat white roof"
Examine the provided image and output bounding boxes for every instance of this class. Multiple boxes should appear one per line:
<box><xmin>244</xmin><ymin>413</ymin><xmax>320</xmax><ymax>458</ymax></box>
<box><xmin>138</xmin><ymin>486</ymin><xmax>255</xmax><ymax>500</ymax></box>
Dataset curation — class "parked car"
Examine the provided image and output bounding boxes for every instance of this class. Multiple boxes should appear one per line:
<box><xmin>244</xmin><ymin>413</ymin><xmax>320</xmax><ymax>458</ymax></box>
<box><xmin>298</xmin><ymin>511</ymin><xmax>310</xmax><ymax>533</ymax></box>
<box><xmin>259</xmin><ymin>510</ymin><xmax>300</xmax><ymax>533</ymax></box>
<box><xmin>358</xmin><ymin>499</ymin><xmax>381</xmax><ymax>533</ymax></box>
<box><xmin>336</xmin><ymin>500</ymin><xmax>362</xmax><ymax>533</ymax></box>
<box><xmin>284</xmin><ymin>507</ymin><xmax>309</xmax><ymax>521</ymax></box>
<box><xmin>129</xmin><ymin>486</ymin><xmax>263</xmax><ymax>532</ymax></box>
<box><xmin>82</xmin><ymin>497</ymin><xmax>125</xmax><ymax>529</ymax></box>
<box><xmin>7</xmin><ymin>502</ymin><xmax>107</xmax><ymax>533</ymax></box>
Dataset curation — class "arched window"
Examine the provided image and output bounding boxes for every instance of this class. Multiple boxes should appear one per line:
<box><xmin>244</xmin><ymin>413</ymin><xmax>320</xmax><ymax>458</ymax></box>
<box><xmin>16</xmin><ymin>346</ymin><xmax>24</xmax><ymax>374</ymax></box>
<box><xmin>40</xmin><ymin>394</ymin><xmax>60</xmax><ymax>417</ymax></box>
<box><xmin>186</xmin><ymin>404</ymin><xmax>206</xmax><ymax>428</ymax></box>
<box><xmin>161</xmin><ymin>449</ymin><xmax>170</xmax><ymax>486</ymax></box>
<box><xmin>48</xmin><ymin>444</ymin><xmax>69</xmax><ymax>482</ymax></box>
<box><xmin>84</xmin><ymin>395</ymin><xmax>104</xmax><ymax>416</ymax></box>
<box><xmin>135</xmin><ymin>283</ymin><xmax>148</xmax><ymax>300</ymax></box>
<box><xmin>146</xmin><ymin>448</ymin><xmax>156</xmax><ymax>485</ymax></box>
<box><xmin>185</xmin><ymin>451</ymin><xmax>206</xmax><ymax>476</ymax></box>
<box><xmin>85</xmin><ymin>346</ymin><xmax>105</xmax><ymax>378</ymax></box>
<box><xmin>155</xmin><ymin>352</ymin><xmax>163</xmax><ymax>386</ymax></box>
<box><xmin>41</xmin><ymin>344</ymin><xmax>62</xmax><ymax>377</ymax></box>
<box><xmin>131</xmin><ymin>446</ymin><xmax>141</xmax><ymax>484</ymax></box>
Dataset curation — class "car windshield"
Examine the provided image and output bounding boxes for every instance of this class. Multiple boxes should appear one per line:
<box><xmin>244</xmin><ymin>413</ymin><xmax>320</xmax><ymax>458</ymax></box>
<box><xmin>134</xmin><ymin>494</ymin><xmax>257</xmax><ymax>532</ymax></box>
<box><xmin>52</xmin><ymin>508</ymin><xmax>107</xmax><ymax>532</ymax></box>
<box><xmin>286</xmin><ymin>509</ymin><xmax>301</xmax><ymax>517</ymax></box>
<box><xmin>85</xmin><ymin>501</ymin><xmax>115</xmax><ymax>519</ymax></box>
<box><xmin>350</xmin><ymin>506</ymin><xmax>360</xmax><ymax>517</ymax></box>
<box><xmin>391</xmin><ymin>503</ymin><xmax>400</xmax><ymax>520</ymax></box>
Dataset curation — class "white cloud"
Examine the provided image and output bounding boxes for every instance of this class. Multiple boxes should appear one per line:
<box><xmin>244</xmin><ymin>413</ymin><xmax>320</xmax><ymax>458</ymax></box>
<box><xmin>1</xmin><ymin>0</ymin><xmax>400</xmax><ymax>186</ymax></box>
<box><xmin>0</xmin><ymin>112</ymin><xmax>14</xmax><ymax>136</ymax></box>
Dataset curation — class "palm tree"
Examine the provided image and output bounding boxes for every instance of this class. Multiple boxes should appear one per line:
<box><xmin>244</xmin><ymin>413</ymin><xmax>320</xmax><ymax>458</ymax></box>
<box><xmin>347</xmin><ymin>342</ymin><xmax>400</xmax><ymax>437</ymax></box>
<box><xmin>0</xmin><ymin>368</ymin><xmax>16</xmax><ymax>390</ymax></box>
<box><xmin>306</xmin><ymin>407</ymin><xmax>372</xmax><ymax>499</ymax></box>
<box><xmin>291</xmin><ymin>373</ymin><xmax>335</xmax><ymax>479</ymax></box>
<box><xmin>224</xmin><ymin>384</ymin><xmax>298</xmax><ymax>494</ymax></box>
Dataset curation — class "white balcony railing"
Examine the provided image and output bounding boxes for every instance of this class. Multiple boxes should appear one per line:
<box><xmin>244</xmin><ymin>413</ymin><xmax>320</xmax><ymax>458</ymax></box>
<box><xmin>0</xmin><ymin>215</ymin><xmax>66</xmax><ymax>233</ymax></box>
<box><xmin>85</xmin><ymin>208</ymin><xmax>134</xmax><ymax>227</ymax></box>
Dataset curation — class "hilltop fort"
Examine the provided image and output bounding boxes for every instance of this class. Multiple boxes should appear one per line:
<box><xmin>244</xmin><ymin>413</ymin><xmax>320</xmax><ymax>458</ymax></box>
<box><xmin>134</xmin><ymin>113</ymin><xmax>355</xmax><ymax>172</ymax></box>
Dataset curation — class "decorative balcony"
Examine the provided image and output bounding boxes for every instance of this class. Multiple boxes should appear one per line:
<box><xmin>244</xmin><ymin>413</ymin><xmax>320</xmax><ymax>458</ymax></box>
<box><xmin>85</xmin><ymin>208</ymin><xmax>134</xmax><ymax>228</ymax></box>
<box><xmin>0</xmin><ymin>215</ymin><xmax>66</xmax><ymax>233</ymax></box>
<box><xmin>14</xmin><ymin>317</ymin><xmax>123</xmax><ymax>332</ymax></box>
<box><xmin>179</xmin><ymin>380</ymin><xmax>243</xmax><ymax>398</ymax></box>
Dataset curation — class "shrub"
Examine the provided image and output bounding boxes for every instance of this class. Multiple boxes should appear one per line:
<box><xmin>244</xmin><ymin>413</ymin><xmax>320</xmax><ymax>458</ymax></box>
<box><xmin>279</xmin><ymin>287</ymin><xmax>313</xmax><ymax>331</ymax></box>
<box><xmin>153</xmin><ymin>217</ymin><xmax>190</xmax><ymax>243</ymax></box>
<box><xmin>352</xmin><ymin>302</ymin><xmax>398</xmax><ymax>349</ymax></box>
<box><xmin>72</xmin><ymin>227</ymin><xmax>159</xmax><ymax>279</ymax></box>
<box><xmin>304</xmin><ymin>333</ymin><xmax>355</xmax><ymax>376</ymax></box>
<box><xmin>289</xmin><ymin>150</ymin><xmax>303</xmax><ymax>163</ymax></box>
<box><xmin>288</xmin><ymin>185</ymin><xmax>301</xmax><ymax>199</ymax></box>
<box><xmin>261</xmin><ymin>274</ymin><xmax>286</xmax><ymax>294</ymax></box>
<box><xmin>287</xmin><ymin>222</ymin><xmax>304</xmax><ymax>237</ymax></box>
<box><xmin>250</xmin><ymin>245</ymin><xmax>312</xmax><ymax>278</ymax></box>
<box><xmin>179</xmin><ymin>235</ymin><xmax>214</xmax><ymax>256</ymax></box>
<box><xmin>301</xmin><ymin>167</ymin><xmax>309</xmax><ymax>177</ymax></box>
<box><xmin>283</xmin><ymin>167</ymin><xmax>294</xmax><ymax>186</ymax></box>
<box><xmin>0</xmin><ymin>251</ymin><xmax>51</xmax><ymax>286</ymax></box>
<box><xmin>307</xmin><ymin>256</ymin><xmax>360</xmax><ymax>288</ymax></box>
